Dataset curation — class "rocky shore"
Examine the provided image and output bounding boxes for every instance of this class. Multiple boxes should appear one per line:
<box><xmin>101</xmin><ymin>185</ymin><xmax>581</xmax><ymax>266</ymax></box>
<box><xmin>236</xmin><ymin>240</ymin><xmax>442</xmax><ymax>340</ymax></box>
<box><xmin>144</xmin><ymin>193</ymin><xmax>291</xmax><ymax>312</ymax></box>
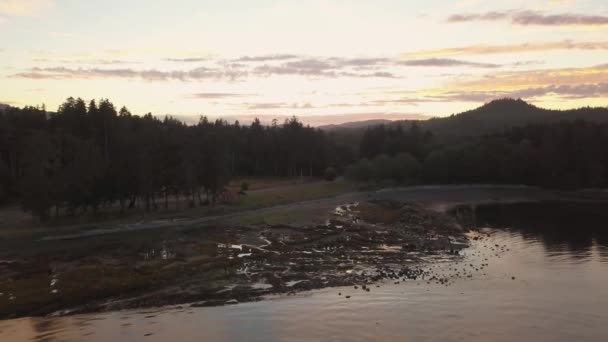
<box><xmin>0</xmin><ymin>200</ymin><xmax>469</xmax><ymax>319</ymax></box>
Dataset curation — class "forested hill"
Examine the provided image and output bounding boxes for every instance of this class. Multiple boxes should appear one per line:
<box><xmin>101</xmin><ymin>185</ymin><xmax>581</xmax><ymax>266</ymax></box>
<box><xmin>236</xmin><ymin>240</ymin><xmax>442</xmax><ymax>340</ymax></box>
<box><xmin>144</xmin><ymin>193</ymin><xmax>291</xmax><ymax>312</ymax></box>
<box><xmin>420</xmin><ymin>98</ymin><xmax>608</xmax><ymax>137</ymax></box>
<box><xmin>319</xmin><ymin>119</ymin><xmax>393</xmax><ymax>130</ymax></box>
<box><xmin>324</xmin><ymin>98</ymin><xmax>608</xmax><ymax>139</ymax></box>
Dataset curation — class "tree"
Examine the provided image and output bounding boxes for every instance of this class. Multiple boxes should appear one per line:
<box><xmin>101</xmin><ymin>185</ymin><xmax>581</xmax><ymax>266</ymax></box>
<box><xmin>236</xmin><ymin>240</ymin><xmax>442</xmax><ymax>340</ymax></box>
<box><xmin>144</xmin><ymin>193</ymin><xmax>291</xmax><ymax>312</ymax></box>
<box><xmin>19</xmin><ymin>131</ymin><xmax>56</xmax><ymax>221</ymax></box>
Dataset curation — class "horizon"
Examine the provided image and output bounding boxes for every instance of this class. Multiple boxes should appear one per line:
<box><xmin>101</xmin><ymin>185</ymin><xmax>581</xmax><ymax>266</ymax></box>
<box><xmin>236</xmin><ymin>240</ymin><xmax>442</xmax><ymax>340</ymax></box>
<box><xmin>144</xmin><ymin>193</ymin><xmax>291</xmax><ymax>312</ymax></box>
<box><xmin>1</xmin><ymin>0</ymin><xmax>608</xmax><ymax>125</ymax></box>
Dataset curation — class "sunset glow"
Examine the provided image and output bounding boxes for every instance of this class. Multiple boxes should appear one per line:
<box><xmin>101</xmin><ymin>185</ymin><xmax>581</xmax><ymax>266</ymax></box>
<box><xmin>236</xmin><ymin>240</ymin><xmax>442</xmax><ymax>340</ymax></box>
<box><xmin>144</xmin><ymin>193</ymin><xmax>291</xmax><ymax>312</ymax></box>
<box><xmin>1</xmin><ymin>0</ymin><xmax>607</xmax><ymax>124</ymax></box>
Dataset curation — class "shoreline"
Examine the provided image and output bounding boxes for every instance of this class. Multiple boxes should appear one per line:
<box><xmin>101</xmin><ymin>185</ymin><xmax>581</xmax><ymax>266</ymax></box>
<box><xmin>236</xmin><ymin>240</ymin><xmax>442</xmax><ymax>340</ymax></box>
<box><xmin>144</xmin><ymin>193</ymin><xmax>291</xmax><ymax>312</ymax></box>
<box><xmin>2</xmin><ymin>185</ymin><xmax>608</xmax><ymax>320</ymax></box>
<box><xmin>29</xmin><ymin>184</ymin><xmax>608</xmax><ymax>241</ymax></box>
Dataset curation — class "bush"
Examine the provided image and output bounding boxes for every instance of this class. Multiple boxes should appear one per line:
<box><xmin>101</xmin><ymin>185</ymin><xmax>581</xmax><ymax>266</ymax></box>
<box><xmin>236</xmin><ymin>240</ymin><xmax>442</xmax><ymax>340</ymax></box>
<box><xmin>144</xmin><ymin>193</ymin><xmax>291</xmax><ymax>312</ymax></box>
<box><xmin>240</xmin><ymin>181</ymin><xmax>249</xmax><ymax>192</ymax></box>
<box><xmin>324</xmin><ymin>167</ymin><xmax>338</xmax><ymax>181</ymax></box>
<box><xmin>345</xmin><ymin>159</ymin><xmax>374</xmax><ymax>181</ymax></box>
<box><xmin>346</xmin><ymin>153</ymin><xmax>421</xmax><ymax>183</ymax></box>
<box><xmin>371</xmin><ymin>154</ymin><xmax>394</xmax><ymax>180</ymax></box>
<box><xmin>393</xmin><ymin>153</ymin><xmax>421</xmax><ymax>183</ymax></box>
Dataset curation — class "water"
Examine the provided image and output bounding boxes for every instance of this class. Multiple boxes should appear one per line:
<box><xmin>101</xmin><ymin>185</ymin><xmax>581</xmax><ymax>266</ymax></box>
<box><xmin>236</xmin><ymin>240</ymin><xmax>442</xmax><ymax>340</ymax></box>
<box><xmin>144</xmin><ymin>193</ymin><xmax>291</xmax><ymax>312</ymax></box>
<box><xmin>2</xmin><ymin>202</ymin><xmax>608</xmax><ymax>341</ymax></box>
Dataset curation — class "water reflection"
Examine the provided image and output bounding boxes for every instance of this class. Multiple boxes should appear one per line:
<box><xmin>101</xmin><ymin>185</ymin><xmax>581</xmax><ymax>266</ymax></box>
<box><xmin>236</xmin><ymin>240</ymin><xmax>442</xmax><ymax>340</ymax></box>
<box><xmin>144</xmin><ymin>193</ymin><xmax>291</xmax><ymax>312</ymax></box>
<box><xmin>457</xmin><ymin>202</ymin><xmax>608</xmax><ymax>263</ymax></box>
<box><xmin>31</xmin><ymin>317</ymin><xmax>66</xmax><ymax>342</ymax></box>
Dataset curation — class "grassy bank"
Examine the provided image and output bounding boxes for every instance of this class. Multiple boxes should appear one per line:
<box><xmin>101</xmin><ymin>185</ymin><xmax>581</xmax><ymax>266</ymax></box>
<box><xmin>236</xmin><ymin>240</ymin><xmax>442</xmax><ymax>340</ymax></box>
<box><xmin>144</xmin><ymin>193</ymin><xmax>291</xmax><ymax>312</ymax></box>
<box><xmin>0</xmin><ymin>179</ymin><xmax>363</xmax><ymax>240</ymax></box>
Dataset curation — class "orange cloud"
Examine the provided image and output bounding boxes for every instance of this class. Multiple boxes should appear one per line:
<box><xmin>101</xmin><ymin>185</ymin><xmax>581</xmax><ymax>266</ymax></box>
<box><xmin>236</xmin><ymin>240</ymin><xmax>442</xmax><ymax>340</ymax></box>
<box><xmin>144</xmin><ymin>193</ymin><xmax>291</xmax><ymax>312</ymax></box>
<box><xmin>404</xmin><ymin>41</ymin><xmax>608</xmax><ymax>58</ymax></box>
<box><xmin>452</xmin><ymin>64</ymin><xmax>608</xmax><ymax>91</ymax></box>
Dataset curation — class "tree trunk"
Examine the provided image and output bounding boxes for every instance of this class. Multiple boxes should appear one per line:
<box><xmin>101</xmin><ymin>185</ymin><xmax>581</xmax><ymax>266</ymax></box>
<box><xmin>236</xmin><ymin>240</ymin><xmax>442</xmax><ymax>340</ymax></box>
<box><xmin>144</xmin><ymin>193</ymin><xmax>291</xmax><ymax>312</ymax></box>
<box><xmin>197</xmin><ymin>188</ymin><xmax>204</xmax><ymax>206</ymax></box>
<box><xmin>145</xmin><ymin>194</ymin><xmax>151</xmax><ymax>212</ymax></box>
<box><xmin>152</xmin><ymin>194</ymin><xmax>158</xmax><ymax>211</ymax></box>
<box><xmin>104</xmin><ymin>119</ymin><xmax>109</xmax><ymax>162</ymax></box>
<box><xmin>128</xmin><ymin>195</ymin><xmax>136</xmax><ymax>209</ymax></box>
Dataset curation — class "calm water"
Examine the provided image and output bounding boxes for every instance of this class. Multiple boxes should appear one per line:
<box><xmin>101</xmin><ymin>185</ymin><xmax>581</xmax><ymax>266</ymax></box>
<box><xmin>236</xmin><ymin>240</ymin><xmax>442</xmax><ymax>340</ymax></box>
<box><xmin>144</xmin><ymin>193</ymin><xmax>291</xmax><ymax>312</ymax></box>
<box><xmin>1</xmin><ymin>202</ymin><xmax>608</xmax><ymax>341</ymax></box>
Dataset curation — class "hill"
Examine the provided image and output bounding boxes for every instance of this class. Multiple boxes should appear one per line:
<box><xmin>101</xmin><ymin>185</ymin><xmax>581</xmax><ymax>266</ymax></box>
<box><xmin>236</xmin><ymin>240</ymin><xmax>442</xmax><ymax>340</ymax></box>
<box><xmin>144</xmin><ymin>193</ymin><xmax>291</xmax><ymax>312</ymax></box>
<box><xmin>420</xmin><ymin>98</ymin><xmax>608</xmax><ymax>137</ymax></box>
<box><xmin>319</xmin><ymin>119</ymin><xmax>393</xmax><ymax>130</ymax></box>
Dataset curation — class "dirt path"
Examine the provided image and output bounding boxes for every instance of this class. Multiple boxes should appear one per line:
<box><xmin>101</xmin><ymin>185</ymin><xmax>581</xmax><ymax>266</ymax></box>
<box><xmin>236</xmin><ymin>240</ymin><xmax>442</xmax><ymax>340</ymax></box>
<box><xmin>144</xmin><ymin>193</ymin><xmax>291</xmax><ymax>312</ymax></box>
<box><xmin>40</xmin><ymin>185</ymin><xmax>600</xmax><ymax>241</ymax></box>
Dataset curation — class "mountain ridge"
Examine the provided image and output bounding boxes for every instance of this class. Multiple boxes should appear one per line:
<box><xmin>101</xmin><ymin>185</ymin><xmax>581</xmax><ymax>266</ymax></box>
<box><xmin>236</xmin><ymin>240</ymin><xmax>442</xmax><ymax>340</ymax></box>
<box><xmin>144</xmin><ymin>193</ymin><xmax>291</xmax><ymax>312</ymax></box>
<box><xmin>421</xmin><ymin>98</ymin><xmax>608</xmax><ymax>137</ymax></box>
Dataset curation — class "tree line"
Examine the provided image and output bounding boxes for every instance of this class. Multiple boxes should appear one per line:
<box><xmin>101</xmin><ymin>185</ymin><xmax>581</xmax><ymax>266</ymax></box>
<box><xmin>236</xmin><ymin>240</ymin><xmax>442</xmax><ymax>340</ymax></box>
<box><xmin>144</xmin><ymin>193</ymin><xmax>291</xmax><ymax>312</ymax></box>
<box><xmin>3</xmin><ymin>97</ymin><xmax>608</xmax><ymax>221</ymax></box>
<box><xmin>0</xmin><ymin>98</ymin><xmax>333</xmax><ymax>221</ymax></box>
<box><xmin>348</xmin><ymin>119</ymin><xmax>608</xmax><ymax>190</ymax></box>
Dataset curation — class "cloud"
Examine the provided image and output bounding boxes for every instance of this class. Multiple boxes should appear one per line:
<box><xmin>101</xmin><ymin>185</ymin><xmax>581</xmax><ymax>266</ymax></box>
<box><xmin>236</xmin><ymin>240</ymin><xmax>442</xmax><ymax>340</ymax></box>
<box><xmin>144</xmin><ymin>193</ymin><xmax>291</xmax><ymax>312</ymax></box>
<box><xmin>13</xmin><ymin>66</ymin><xmax>247</xmax><ymax>81</ymax></box>
<box><xmin>246</xmin><ymin>102</ymin><xmax>314</xmax><ymax>110</ymax></box>
<box><xmin>253</xmin><ymin>57</ymin><xmax>390</xmax><ymax>77</ymax></box>
<box><xmin>428</xmin><ymin>83</ymin><xmax>608</xmax><ymax>102</ymax></box>
<box><xmin>165</xmin><ymin>54</ymin><xmax>299</xmax><ymax>63</ymax></box>
<box><xmin>404</xmin><ymin>40</ymin><xmax>608</xmax><ymax>58</ymax></box>
<box><xmin>400</xmin><ymin>58</ymin><xmax>500</xmax><ymax>68</ymax></box>
<box><xmin>13</xmin><ymin>54</ymin><xmax>514</xmax><ymax>81</ymax></box>
<box><xmin>372</xmin><ymin>63</ymin><xmax>608</xmax><ymax>106</ymax></box>
<box><xmin>402</xmin><ymin>64</ymin><xmax>608</xmax><ymax>103</ymax></box>
<box><xmin>447</xmin><ymin>10</ymin><xmax>608</xmax><ymax>26</ymax></box>
<box><xmin>375</xmin><ymin>82</ymin><xmax>608</xmax><ymax>105</ymax></box>
<box><xmin>165</xmin><ymin>57</ymin><xmax>211</xmax><ymax>62</ymax></box>
<box><xmin>32</xmin><ymin>58</ymin><xmax>139</xmax><ymax>65</ymax></box>
<box><xmin>236</xmin><ymin>54</ymin><xmax>298</xmax><ymax>62</ymax></box>
<box><xmin>329</xmin><ymin>57</ymin><xmax>392</xmax><ymax>67</ymax></box>
<box><xmin>0</xmin><ymin>0</ymin><xmax>54</xmax><ymax>17</ymax></box>
<box><xmin>448</xmin><ymin>11</ymin><xmax>509</xmax><ymax>23</ymax></box>
<box><xmin>510</xmin><ymin>60</ymin><xmax>544</xmax><ymax>67</ymax></box>
<box><xmin>453</xmin><ymin>64</ymin><xmax>608</xmax><ymax>90</ymax></box>
<box><xmin>190</xmin><ymin>93</ymin><xmax>254</xmax><ymax>99</ymax></box>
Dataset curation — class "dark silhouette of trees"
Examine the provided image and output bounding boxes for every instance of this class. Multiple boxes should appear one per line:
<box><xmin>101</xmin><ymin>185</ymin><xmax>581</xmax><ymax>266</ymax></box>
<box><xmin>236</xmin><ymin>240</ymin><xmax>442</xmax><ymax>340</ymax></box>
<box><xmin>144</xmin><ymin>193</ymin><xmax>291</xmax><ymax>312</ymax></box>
<box><xmin>0</xmin><ymin>98</ymin><xmax>333</xmax><ymax>220</ymax></box>
<box><xmin>418</xmin><ymin>120</ymin><xmax>608</xmax><ymax>188</ymax></box>
<box><xmin>360</xmin><ymin>122</ymin><xmax>432</xmax><ymax>160</ymax></box>
<box><xmin>4</xmin><ymin>96</ymin><xmax>608</xmax><ymax>221</ymax></box>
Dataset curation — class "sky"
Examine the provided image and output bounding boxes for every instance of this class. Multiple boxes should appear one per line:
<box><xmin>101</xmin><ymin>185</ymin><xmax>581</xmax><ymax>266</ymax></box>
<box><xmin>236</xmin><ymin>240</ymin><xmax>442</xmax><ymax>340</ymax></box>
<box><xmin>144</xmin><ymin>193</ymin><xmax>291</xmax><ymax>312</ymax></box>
<box><xmin>1</xmin><ymin>0</ymin><xmax>607</xmax><ymax>125</ymax></box>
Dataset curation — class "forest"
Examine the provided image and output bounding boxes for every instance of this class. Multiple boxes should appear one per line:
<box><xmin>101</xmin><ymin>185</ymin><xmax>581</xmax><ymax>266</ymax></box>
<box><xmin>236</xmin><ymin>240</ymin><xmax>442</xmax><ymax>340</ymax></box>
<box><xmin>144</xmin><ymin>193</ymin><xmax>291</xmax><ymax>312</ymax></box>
<box><xmin>349</xmin><ymin>119</ymin><xmax>608</xmax><ymax>189</ymax></box>
<box><xmin>2</xmin><ymin>97</ymin><xmax>608</xmax><ymax>221</ymax></box>
<box><xmin>0</xmin><ymin>97</ymin><xmax>334</xmax><ymax>220</ymax></box>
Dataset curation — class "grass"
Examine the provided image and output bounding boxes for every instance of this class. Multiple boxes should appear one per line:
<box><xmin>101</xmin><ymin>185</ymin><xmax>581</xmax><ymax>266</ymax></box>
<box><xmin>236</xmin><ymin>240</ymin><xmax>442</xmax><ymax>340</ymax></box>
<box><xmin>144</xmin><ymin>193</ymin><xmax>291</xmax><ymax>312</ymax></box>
<box><xmin>237</xmin><ymin>180</ymin><xmax>356</xmax><ymax>208</ymax></box>
<box><xmin>0</xmin><ymin>179</ymin><xmax>363</xmax><ymax>240</ymax></box>
<box><xmin>234</xmin><ymin>205</ymin><xmax>332</xmax><ymax>226</ymax></box>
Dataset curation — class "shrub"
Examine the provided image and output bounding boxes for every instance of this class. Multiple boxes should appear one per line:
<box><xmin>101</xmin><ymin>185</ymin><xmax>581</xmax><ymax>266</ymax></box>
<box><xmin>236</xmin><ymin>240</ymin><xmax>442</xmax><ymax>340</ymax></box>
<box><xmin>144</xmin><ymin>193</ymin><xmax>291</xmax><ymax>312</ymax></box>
<box><xmin>346</xmin><ymin>153</ymin><xmax>421</xmax><ymax>183</ymax></box>
<box><xmin>393</xmin><ymin>153</ymin><xmax>421</xmax><ymax>183</ymax></box>
<box><xmin>371</xmin><ymin>154</ymin><xmax>395</xmax><ymax>180</ymax></box>
<box><xmin>324</xmin><ymin>167</ymin><xmax>338</xmax><ymax>181</ymax></box>
<box><xmin>345</xmin><ymin>159</ymin><xmax>373</xmax><ymax>181</ymax></box>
